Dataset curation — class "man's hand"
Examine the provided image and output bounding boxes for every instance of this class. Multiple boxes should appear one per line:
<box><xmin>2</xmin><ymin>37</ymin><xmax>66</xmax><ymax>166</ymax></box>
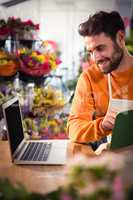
<box><xmin>95</xmin><ymin>142</ymin><xmax>109</xmax><ymax>155</ymax></box>
<box><xmin>101</xmin><ymin>110</ymin><xmax>118</xmax><ymax>131</ymax></box>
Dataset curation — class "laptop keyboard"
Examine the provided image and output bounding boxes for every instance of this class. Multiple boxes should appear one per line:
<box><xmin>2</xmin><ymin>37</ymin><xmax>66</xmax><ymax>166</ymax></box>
<box><xmin>20</xmin><ymin>142</ymin><xmax>52</xmax><ymax>161</ymax></box>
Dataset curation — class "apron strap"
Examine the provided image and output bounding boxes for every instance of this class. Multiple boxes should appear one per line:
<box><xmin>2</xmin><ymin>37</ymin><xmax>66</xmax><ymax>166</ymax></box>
<box><xmin>108</xmin><ymin>73</ymin><xmax>112</xmax><ymax>100</ymax></box>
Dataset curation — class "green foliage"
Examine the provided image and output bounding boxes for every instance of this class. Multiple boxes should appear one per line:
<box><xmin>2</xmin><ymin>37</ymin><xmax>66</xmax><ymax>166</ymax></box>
<box><xmin>0</xmin><ymin>178</ymin><xmax>30</xmax><ymax>200</ymax></box>
<box><xmin>126</xmin><ymin>30</ymin><xmax>133</xmax><ymax>55</ymax></box>
<box><xmin>0</xmin><ymin>179</ymin><xmax>79</xmax><ymax>200</ymax></box>
<box><xmin>0</xmin><ymin>19</ymin><xmax>6</xmax><ymax>28</ymax></box>
<box><xmin>126</xmin><ymin>42</ymin><xmax>133</xmax><ymax>55</ymax></box>
<box><xmin>126</xmin><ymin>186</ymin><xmax>133</xmax><ymax>200</ymax></box>
<box><xmin>84</xmin><ymin>188</ymin><xmax>112</xmax><ymax>200</ymax></box>
<box><xmin>89</xmin><ymin>166</ymin><xmax>107</xmax><ymax>180</ymax></box>
<box><xmin>66</xmin><ymin>79</ymin><xmax>78</xmax><ymax>91</ymax></box>
<box><xmin>0</xmin><ymin>152</ymin><xmax>130</xmax><ymax>200</ymax></box>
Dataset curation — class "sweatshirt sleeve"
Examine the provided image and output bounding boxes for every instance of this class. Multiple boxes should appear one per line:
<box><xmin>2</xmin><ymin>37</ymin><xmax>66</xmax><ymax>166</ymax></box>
<box><xmin>67</xmin><ymin>72</ymin><xmax>111</xmax><ymax>143</ymax></box>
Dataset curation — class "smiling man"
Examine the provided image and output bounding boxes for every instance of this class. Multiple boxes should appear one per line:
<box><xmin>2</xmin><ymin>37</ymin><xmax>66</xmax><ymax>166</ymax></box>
<box><xmin>67</xmin><ymin>11</ymin><xmax>133</xmax><ymax>149</ymax></box>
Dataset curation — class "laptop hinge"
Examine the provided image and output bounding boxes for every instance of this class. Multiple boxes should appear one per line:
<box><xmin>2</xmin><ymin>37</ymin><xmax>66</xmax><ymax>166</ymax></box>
<box><xmin>13</xmin><ymin>139</ymin><xmax>27</xmax><ymax>159</ymax></box>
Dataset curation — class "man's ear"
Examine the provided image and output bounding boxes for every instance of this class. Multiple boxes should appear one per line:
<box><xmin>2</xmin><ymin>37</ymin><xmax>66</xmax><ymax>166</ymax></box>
<box><xmin>116</xmin><ymin>30</ymin><xmax>125</xmax><ymax>46</ymax></box>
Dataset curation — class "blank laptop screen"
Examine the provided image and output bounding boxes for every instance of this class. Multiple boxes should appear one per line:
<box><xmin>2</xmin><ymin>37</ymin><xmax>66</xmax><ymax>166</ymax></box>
<box><xmin>4</xmin><ymin>100</ymin><xmax>24</xmax><ymax>155</ymax></box>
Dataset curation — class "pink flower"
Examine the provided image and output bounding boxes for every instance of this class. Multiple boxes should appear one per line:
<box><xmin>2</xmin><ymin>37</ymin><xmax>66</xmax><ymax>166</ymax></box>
<box><xmin>61</xmin><ymin>194</ymin><xmax>72</xmax><ymax>200</ymax></box>
<box><xmin>0</xmin><ymin>27</ymin><xmax>10</xmax><ymax>36</ymax></box>
<box><xmin>35</xmin><ymin>24</ymin><xmax>40</xmax><ymax>30</ymax></box>
<box><xmin>112</xmin><ymin>175</ymin><xmax>125</xmax><ymax>200</ymax></box>
<box><xmin>22</xmin><ymin>19</ymin><xmax>40</xmax><ymax>30</ymax></box>
<box><xmin>56</xmin><ymin>58</ymin><xmax>62</xmax><ymax>65</ymax></box>
<box><xmin>42</xmin><ymin>62</ymin><xmax>51</xmax><ymax>73</ymax></box>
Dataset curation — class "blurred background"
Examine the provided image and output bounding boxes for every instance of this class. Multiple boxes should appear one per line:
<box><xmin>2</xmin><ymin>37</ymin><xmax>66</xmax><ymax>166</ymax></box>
<box><xmin>0</xmin><ymin>0</ymin><xmax>133</xmax><ymax>80</ymax></box>
<box><xmin>0</xmin><ymin>0</ymin><xmax>133</xmax><ymax>140</ymax></box>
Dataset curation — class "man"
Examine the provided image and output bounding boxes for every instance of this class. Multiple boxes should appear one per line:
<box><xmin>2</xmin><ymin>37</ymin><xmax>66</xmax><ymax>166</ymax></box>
<box><xmin>67</xmin><ymin>11</ymin><xmax>133</xmax><ymax>149</ymax></box>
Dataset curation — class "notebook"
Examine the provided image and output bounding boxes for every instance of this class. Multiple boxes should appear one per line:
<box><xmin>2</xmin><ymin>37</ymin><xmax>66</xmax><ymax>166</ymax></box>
<box><xmin>110</xmin><ymin>109</ymin><xmax>133</xmax><ymax>150</ymax></box>
<box><xmin>2</xmin><ymin>96</ymin><xmax>68</xmax><ymax>165</ymax></box>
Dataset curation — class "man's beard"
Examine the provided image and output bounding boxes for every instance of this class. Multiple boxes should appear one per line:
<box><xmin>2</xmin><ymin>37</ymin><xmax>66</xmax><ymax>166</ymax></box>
<box><xmin>96</xmin><ymin>42</ymin><xmax>124</xmax><ymax>74</ymax></box>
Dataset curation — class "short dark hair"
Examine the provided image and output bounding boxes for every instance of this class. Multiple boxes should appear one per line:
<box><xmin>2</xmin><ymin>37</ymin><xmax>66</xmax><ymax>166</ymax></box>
<box><xmin>78</xmin><ymin>11</ymin><xmax>125</xmax><ymax>40</ymax></box>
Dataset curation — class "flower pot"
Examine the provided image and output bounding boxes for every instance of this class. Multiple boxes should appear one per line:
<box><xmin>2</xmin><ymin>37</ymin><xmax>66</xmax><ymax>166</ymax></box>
<box><xmin>19</xmin><ymin>39</ymin><xmax>35</xmax><ymax>48</ymax></box>
<box><xmin>0</xmin><ymin>59</ymin><xmax>18</xmax><ymax>77</ymax></box>
<box><xmin>0</xmin><ymin>72</ymin><xmax>18</xmax><ymax>82</ymax></box>
<box><xmin>19</xmin><ymin>71</ymin><xmax>47</xmax><ymax>85</ymax></box>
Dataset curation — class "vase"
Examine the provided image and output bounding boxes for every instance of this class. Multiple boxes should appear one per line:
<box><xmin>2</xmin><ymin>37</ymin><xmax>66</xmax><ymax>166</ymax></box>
<box><xmin>0</xmin><ymin>35</ymin><xmax>8</xmax><ymax>49</ymax></box>
<box><xmin>0</xmin><ymin>59</ymin><xmax>18</xmax><ymax>78</ymax></box>
<box><xmin>0</xmin><ymin>39</ymin><xmax>6</xmax><ymax>48</ymax></box>
<box><xmin>19</xmin><ymin>71</ymin><xmax>48</xmax><ymax>86</ymax></box>
<box><xmin>19</xmin><ymin>39</ymin><xmax>35</xmax><ymax>49</ymax></box>
<box><xmin>0</xmin><ymin>72</ymin><xmax>18</xmax><ymax>82</ymax></box>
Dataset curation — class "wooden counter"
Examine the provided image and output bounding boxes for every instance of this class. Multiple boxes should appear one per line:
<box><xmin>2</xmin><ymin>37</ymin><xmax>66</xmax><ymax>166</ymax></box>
<box><xmin>0</xmin><ymin>140</ymin><xmax>95</xmax><ymax>194</ymax></box>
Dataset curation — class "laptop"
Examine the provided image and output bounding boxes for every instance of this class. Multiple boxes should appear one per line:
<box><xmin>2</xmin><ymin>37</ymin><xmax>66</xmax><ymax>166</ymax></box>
<box><xmin>110</xmin><ymin>109</ymin><xmax>133</xmax><ymax>150</ymax></box>
<box><xmin>2</xmin><ymin>96</ymin><xmax>68</xmax><ymax>165</ymax></box>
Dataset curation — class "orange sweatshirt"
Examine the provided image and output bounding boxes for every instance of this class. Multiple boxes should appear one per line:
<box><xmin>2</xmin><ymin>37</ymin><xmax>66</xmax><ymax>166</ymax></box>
<box><xmin>67</xmin><ymin>64</ymin><xmax>133</xmax><ymax>143</ymax></box>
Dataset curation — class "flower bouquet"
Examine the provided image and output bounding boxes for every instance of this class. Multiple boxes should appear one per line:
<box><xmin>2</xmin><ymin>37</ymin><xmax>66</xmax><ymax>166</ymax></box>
<box><xmin>18</xmin><ymin>19</ymin><xmax>39</xmax><ymax>40</ymax></box>
<box><xmin>22</xmin><ymin>116</ymin><xmax>68</xmax><ymax>140</ymax></box>
<box><xmin>32</xmin><ymin>86</ymin><xmax>65</xmax><ymax>116</ymax></box>
<box><xmin>0</xmin><ymin>19</ymin><xmax>10</xmax><ymax>49</ymax></box>
<box><xmin>0</xmin><ymin>16</ymin><xmax>39</xmax><ymax>44</ymax></box>
<box><xmin>18</xmin><ymin>48</ymin><xmax>61</xmax><ymax>78</ymax></box>
<box><xmin>6</xmin><ymin>17</ymin><xmax>39</xmax><ymax>39</ymax></box>
<box><xmin>0</xmin><ymin>50</ymin><xmax>18</xmax><ymax>77</ymax></box>
<box><xmin>7</xmin><ymin>16</ymin><xmax>22</xmax><ymax>38</ymax></box>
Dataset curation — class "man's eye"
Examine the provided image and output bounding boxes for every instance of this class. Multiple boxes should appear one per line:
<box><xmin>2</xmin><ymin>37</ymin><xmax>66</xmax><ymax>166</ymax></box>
<box><xmin>97</xmin><ymin>46</ymin><xmax>105</xmax><ymax>51</ymax></box>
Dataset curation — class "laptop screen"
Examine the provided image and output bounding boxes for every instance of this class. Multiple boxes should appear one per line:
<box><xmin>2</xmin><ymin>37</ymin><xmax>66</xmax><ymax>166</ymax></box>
<box><xmin>4</xmin><ymin>100</ymin><xmax>24</xmax><ymax>155</ymax></box>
